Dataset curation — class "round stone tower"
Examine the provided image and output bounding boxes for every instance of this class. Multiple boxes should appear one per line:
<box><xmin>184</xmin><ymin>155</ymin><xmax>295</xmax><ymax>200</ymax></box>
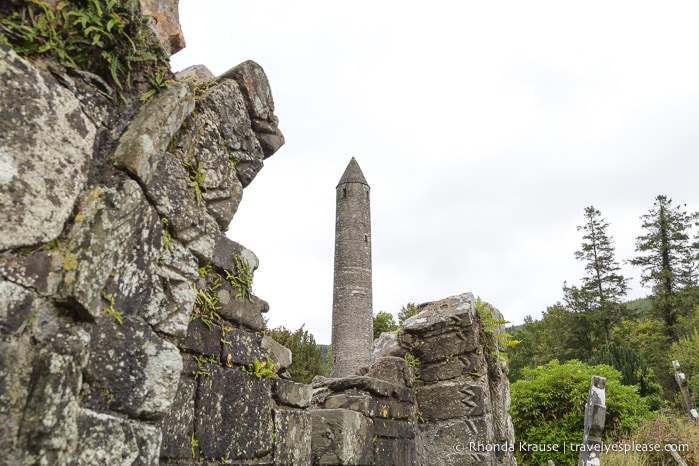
<box><xmin>331</xmin><ymin>157</ymin><xmax>373</xmax><ymax>378</ymax></box>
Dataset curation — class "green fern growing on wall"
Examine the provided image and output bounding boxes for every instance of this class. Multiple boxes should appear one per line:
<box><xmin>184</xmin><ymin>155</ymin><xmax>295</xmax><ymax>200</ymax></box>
<box><xmin>0</xmin><ymin>0</ymin><xmax>171</xmax><ymax>101</ymax></box>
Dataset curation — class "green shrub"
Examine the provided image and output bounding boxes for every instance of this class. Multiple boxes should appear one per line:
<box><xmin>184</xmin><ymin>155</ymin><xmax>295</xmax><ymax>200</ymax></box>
<box><xmin>511</xmin><ymin>359</ymin><xmax>653</xmax><ymax>465</ymax></box>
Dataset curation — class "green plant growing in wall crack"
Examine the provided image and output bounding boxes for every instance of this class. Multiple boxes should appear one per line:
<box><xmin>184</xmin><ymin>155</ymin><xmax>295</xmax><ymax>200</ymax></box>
<box><xmin>225</xmin><ymin>254</ymin><xmax>253</xmax><ymax>302</ymax></box>
<box><xmin>100</xmin><ymin>291</ymin><xmax>122</xmax><ymax>324</ymax></box>
<box><xmin>0</xmin><ymin>0</ymin><xmax>172</xmax><ymax>102</ymax></box>
<box><xmin>161</xmin><ymin>217</ymin><xmax>173</xmax><ymax>252</ymax></box>
<box><xmin>475</xmin><ymin>296</ymin><xmax>519</xmax><ymax>362</ymax></box>
<box><xmin>192</xmin><ymin>354</ymin><xmax>217</xmax><ymax>380</ymax></box>
<box><xmin>182</xmin><ymin>161</ymin><xmax>207</xmax><ymax>204</ymax></box>
<box><xmin>241</xmin><ymin>358</ymin><xmax>277</xmax><ymax>379</ymax></box>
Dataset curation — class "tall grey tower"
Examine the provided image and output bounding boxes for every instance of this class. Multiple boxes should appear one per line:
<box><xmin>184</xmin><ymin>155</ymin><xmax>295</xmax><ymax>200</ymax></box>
<box><xmin>331</xmin><ymin>157</ymin><xmax>373</xmax><ymax>378</ymax></box>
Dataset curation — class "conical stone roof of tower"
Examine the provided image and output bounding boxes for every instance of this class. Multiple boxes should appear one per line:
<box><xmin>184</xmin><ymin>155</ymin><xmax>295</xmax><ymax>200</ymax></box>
<box><xmin>337</xmin><ymin>157</ymin><xmax>369</xmax><ymax>187</ymax></box>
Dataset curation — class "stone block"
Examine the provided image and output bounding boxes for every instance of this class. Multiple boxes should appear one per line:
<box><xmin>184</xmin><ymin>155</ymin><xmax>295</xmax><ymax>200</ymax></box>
<box><xmin>17</xmin><ymin>350</ymin><xmax>82</xmax><ymax>465</ymax></box>
<box><xmin>402</xmin><ymin>293</ymin><xmax>476</xmax><ymax>335</ymax></box>
<box><xmin>73</xmin><ymin>408</ymin><xmax>161</xmax><ymax>466</ymax></box>
<box><xmin>221</xmin><ymin>327</ymin><xmax>266</xmax><ymax>367</ymax></box>
<box><xmin>0</xmin><ymin>280</ymin><xmax>34</xmax><ymax>333</ymax></box>
<box><xmin>261</xmin><ymin>335</ymin><xmax>292</xmax><ymax>370</ymax></box>
<box><xmin>324</xmin><ymin>376</ymin><xmax>414</xmax><ymax>403</ymax></box>
<box><xmin>418</xmin><ymin>415</ymin><xmax>494</xmax><ymax>465</ymax></box>
<box><xmin>58</xmin><ymin>180</ymin><xmax>163</xmax><ymax>322</ymax></box>
<box><xmin>82</xmin><ymin>317</ymin><xmax>182</xmax><ymax>420</ymax></box>
<box><xmin>0</xmin><ymin>45</ymin><xmax>95</xmax><ymax>251</ymax></box>
<box><xmin>374</xmin><ymin>438</ymin><xmax>417</xmax><ymax>466</ymax></box>
<box><xmin>184</xmin><ymin>76</ymin><xmax>264</xmax><ymax>189</ymax></box>
<box><xmin>183</xmin><ymin>317</ymin><xmax>221</xmax><ymax>356</ymax></box>
<box><xmin>400</xmin><ymin>326</ymin><xmax>479</xmax><ymax>363</ymax></box>
<box><xmin>369</xmin><ymin>398</ymin><xmax>414</xmax><ymax>420</ymax></box>
<box><xmin>158</xmin><ymin>363</ymin><xmax>197</xmax><ymax>460</ymax></box>
<box><xmin>273</xmin><ymin>379</ymin><xmax>313</xmax><ymax>408</ymax></box>
<box><xmin>219</xmin><ymin>60</ymin><xmax>285</xmax><ymax>158</ymax></box>
<box><xmin>373</xmin><ymin>418</ymin><xmax>414</xmax><ymax>439</ymax></box>
<box><xmin>195</xmin><ymin>365</ymin><xmax>273</xmax><ymax>460</ymax></box>
<box><xmin>138</xmin><ymin>0</ymin><xmax>185</xmax><ymax>54</ymax></box>
<box><xmin>321</xmin><ymin>393</ymin><xmax>372</xmax><ymax>414</ymax></box>
<box><xmin>417</xmin><ymin>378</ymin><xmax>488</xmax><ymax>421</ymax></box>
<box><xmin>217</xmin><ymin>279</ymin><xmax>268</xmax><ymax>331</ymax></box>
<box><xmin>372</xmin><ymin>331</ymin><xmax>404</xmax><ymax>360</ymax></box>
<box><xmin>274</xmin><ymin>409</ymin><xmax>311</xmax><ymax>465</ymax></box>
<box><xmin>418</xmin><ymin>353</ymin><xmax>482</xmax><ymax>382</ymax></box>
<box><xmin>311</xmin><ymin>409</ymin><xmax>374</xmax><ymax>465</ymax></box>
<box><xmin>212</xmin><ymin>236</ymin><xmax>260</xmax><ymax>272</ymax></box>
<box><xmin>368</xmin><ymin>357</ymin><xmax>413</xmax><ymax>387</ymax></box>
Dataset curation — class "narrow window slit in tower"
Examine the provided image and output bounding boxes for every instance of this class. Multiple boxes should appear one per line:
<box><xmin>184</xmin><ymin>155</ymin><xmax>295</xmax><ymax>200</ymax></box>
<box><xmin>343</xmin><ymin>187</ymin><xmax>347</xmax><ymax>198</ymax></box>
<box><xmin>364</xmin><ymin>234</ymin><xmax>368</xmax><ymax>242</ymax></box>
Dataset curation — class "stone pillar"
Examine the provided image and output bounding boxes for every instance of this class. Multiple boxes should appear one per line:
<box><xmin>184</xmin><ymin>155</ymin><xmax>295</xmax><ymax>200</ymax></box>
<box><xmin>580</xmin><ymin>376</ymin><xmax>606</xmax><ymax>466</ymax></box>
<box><xmin>331</xmin><ymin>157</ymin><xmax>373</xmax><ymax>378</ymax></box>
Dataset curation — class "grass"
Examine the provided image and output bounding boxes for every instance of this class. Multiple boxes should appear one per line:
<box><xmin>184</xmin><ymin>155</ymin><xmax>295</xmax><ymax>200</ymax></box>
<box><xmin>602</xmin><ymin>413</ymin><xmax>699</xmax><ymax>465</ymax></box>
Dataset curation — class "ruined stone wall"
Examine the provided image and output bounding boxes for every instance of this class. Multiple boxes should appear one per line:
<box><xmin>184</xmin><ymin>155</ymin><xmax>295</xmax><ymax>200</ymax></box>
<box><xmin>0</xmin><ymin>13</ymin><xmax>292</xmax><ymax>460</ymax></box>
<box><xmin>0</xmin><ymin>3</ymin><xmax>517</xmax><ymax>464</ymax></box>
<box><xmin>311</xmin><ymin>293</ymin><xmax>517</xmax><ymax>466</ymax></box>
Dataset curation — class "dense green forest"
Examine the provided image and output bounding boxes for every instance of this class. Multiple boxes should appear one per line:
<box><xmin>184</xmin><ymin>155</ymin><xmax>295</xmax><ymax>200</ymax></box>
<box><xmin>506</xmin><ymin>195</ymin><xmax>699</xmax><ymax>465</ymax></box>
<box><xmin>273</xmin><ymin>194</ymin><xmax>699</xmax><ymax>465</ymax></box>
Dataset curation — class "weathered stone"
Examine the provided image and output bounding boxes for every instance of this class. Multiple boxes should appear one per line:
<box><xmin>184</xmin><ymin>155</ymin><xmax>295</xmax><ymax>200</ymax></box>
<box><xmin>417</xmin><ymin>377</ymin><xmax>489</xmax><ymax>421</ymax></box>
<box><xmin>273</xmin><ymin>379</ymin><xmax>313</xmax><ymax>408</ymax></box>
<box><xmin>417</xmin><ymin>416</ymin><xmax>495</xmax><ymax>466</ymax></box>
<box><xmin>141</xmin><ymin>239</ymin><xmax>198</xmax><ymax>338</ymax></box>
<box><xmin>311</xmin><ymin>409</ymin><xmax>374</xmax><ymax>466</ymax></box>
<box><xmin>0</xmin><ymin>45</ymin><xmax>96</xmax><ymax>251</ymax></box>
<box><xmin>183</xmin><ymin>318</ymin><xmax>221</xmax><ymax>356</ymax></box>
<box><xmin>179</xmin><ymin>76</ymin><xmax>264</xmax><ymax>193</ymax></box>
<box><xmin>175</xmin><ymin>65</ymin><xmax>215</xmax><ymax>88</ymax></box>
<box><xmin>418</xmin><ymin>353</ymin><xmax>481</xmax><ymax>382</ymax></box>
<box><xmin>0</xmin><ymin>250</ymin><xmax>60</xmax><ymax>296</ymax></box>
<box><xmin>72</xmin><ymin>408</ymin><xmax>161</xmax><ymax>466</ymax></box>
<box><xmin>195</xmin><ymin>365</ymin><xmax>273</xmax><ymax>460</ymax></box>
<box><xmin>368</xmin><ymin>356</ymin><xmax>413</xmax><ymax>387</ymax></box>
<box><xmin>0</xmin><ymin>280</ymin><xmax>33</xmax><ymax>333</ymax></box>
<box><xmin>274</xmin><ymin>409</ymin><xmax>311</xmax><ymax>465</ymax></box>
<box><xmin>261</xmin><ymin>335</ymin><xmax>292</xmax><ymax>370</ymax></box>
<box><xmin>0</xmin><ymin>334</ymin><xmax>34</xmax><ymax>466</ymax></box>
<box><xmin>60</xmin><ymin>180</ymin><xmax>162</xmax><ymax>322</ymax></box>
<box><xmin>212</xmin><ymin>235</ymin><xmax>260</xmax><ymax>272</ymax></box>
<box><xmin>113</xmin><ymin>81</ymin><xmax>194</xmax><ymax>179</ymax></box>
<box><xmin>82</xmin><ymin>317</ymin><xmax>181</xmax><ymax>420</ymax></box>
<box><xmin>403</xmin><ymin>293</ymin><xmax>476</xmax><ymax>335</ymax></box>
<box><xmin>219</xmin><ymin>60</ymin><xmax>285</xmax><ymax>158</ymax></box>
<box><xmin>217</xmin><ymin>279</ymin><xmax>268</xmax><ymax>331</ymax></box>
<box><xmin>374</xmin><ymin>438</ymin><xmax>417</xmax><ymax>466</ymax></box>
<box><xmin>158</xmin><ymin>361</ymin><xmax>197</xmax><ymax>461</ymax></box>
<box><xmin>18</xmin><ymin>349</ymin><xmax>82</xmax><ymax>466</ymax></box>
<box><xmin>324</xmin><ymin>376</ymin><xmax>414</xmax><ymax>403</ymax></box>
<box><xmin>372</xmin><ymin>331</ymin><xmax>404</xmax><ymax>360</ymax></box>
<box><xmin>221</xmin><ymin>327</ymin><xmax>266</xmax><ymax>366</ymax></box>
<box><xmin>400</xmin><ymin>326</ymin><xmax>479</xmax><ymax>363</ymax></box>
<box><xmin>138</xmin><ymin>0</ymin><xmax>185</xmax><ymax>54</ymax></box>
<box><xmin>373</xmin><ymin>418</ymin><xmax>415</xmax><ymax>439</ymax></box>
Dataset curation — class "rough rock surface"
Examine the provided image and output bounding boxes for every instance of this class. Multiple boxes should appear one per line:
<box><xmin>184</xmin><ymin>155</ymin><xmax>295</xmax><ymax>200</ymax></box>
<box><xmin>402</xmin><ymin>293</ymin><xmax>517</xmax><ymax>466</ymax></box>
<box><xmin>0</xmin><ymin>7</ymin><xmax>288</xmax><ymax>462</ymax></box>
<box><xmin>0</xmin><ymin>44</ymin><xmax>96</xmax><ymax>251</ymax></box>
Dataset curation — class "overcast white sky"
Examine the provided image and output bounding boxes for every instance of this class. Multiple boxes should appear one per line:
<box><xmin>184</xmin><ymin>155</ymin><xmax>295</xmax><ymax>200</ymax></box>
<box><xmin>171</xmin><ymin>1</ymin><xmax>699</xmax><ymax>343</ymax></box>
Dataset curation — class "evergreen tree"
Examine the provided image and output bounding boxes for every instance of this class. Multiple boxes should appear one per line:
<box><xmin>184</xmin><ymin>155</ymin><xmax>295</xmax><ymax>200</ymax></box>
<box><xmin>373</xmin><ymin>311</ymin><xmax>398</xmax><ymax>339</ymax></box>
<box><xmin>563</xmin><ymin>206</ymin><xmax>629</xmax><ymax>344</ymax></box>
<box><xmin>269</xmin><ymin>325</ymin><xmax>327</xmax><ymax>383</ymax></box>
<box><xmin>631</xmin><ymin>195</ymin><xmax>698</xmax><ymax>337</ymax></box>
<box><xmin>397</xmin><ymin>302</ymin><xmax>419</xmax><ymax>326</ymax></box>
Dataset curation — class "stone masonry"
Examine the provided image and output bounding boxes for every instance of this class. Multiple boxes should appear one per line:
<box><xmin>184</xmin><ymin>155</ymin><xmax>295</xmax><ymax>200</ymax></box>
<box><xmin>331</xmin><ymin>157</ymin><xmax>374</xmax><ymax>378</ymax></box>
